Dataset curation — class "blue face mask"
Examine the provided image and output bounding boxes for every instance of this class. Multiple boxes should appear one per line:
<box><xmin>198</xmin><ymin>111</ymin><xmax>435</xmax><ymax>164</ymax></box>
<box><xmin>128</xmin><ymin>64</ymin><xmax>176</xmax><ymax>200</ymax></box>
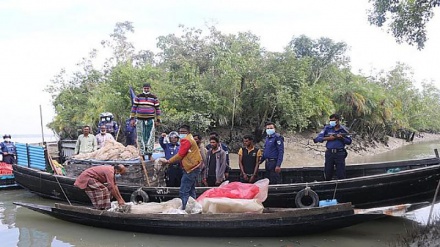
<box><xmin>266</xmin><ymin>129</ymin><xmax>275</xmax><ymax>136</ymax></box>
<box><xmin>179</xmin><ymin>134</ymin><xmax>187</xmax><ymax>139</ymax></box>
<box><xmin>115</xmin><ymin>173</ymin><xmax>121</xmax><ymax>178</ymax></box>
<box><xmin>329</xmin><ymin>121</ymin><xmax>337</xmax><ymax>127</ymax></box>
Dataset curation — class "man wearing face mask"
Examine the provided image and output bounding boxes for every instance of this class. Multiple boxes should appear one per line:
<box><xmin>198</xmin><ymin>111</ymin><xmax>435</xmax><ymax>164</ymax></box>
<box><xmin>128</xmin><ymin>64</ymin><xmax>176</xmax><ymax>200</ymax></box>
<box><xmin>162</xmin><ymin>125</ymin><xmax>202</xmax><ymax>210</ymax></box>
<box><xmin>314</xmin><ymin>114</ymin><xmax>352</xmax><ymax>181</ymax></box>
<box><xmin>130</xmin><ymin>83</ymin><xmax>161</xmax><ymax>160</ymax></box>
<box><xmin>260</xmin><ymin>122</ymin><xmax>284</xmax><ymax>184</ymax></box>
<box><xmin>97</xmin><ymin>113</ymin><xmax>119</xmax><ymax>138</ymax></box>
<box><xmin>159</xmin><ymin>131</ymin><xmax>183</xmax><ymax>187</ymax></box>
<box><xmin>74</xmin><ymin>164</ymin><xmax>126</xmax><ymax>210</ymax></box>
<box><xmin>0</xmin><ymin>134</ymin><xmax>16</xmax><ymax>164</ymax></box>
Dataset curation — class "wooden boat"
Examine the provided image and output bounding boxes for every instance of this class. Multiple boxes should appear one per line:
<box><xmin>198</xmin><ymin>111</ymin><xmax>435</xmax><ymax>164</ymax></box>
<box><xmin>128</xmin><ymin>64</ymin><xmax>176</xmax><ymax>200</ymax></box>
<box><xmin>12</xmin><ymin>154</ymin><xmax>440</xmax><ymax>209</ymax></box>
<box><xmin>14</xmin><ymin>202</ymin><xmax>386</xmax><ymax>237</ymax></box>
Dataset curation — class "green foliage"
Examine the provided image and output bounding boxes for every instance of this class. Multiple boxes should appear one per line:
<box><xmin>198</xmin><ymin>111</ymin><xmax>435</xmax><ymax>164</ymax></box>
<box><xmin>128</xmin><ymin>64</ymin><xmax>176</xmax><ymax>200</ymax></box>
<box><xmin>368</xmin><ymin>0</ymin><xmax>440</xmax><ymax>49</ymax></box>
<box><xmin>46</xmin><ymin>22</ymin><xmax>440</xmax><ymax>142</ymax></box>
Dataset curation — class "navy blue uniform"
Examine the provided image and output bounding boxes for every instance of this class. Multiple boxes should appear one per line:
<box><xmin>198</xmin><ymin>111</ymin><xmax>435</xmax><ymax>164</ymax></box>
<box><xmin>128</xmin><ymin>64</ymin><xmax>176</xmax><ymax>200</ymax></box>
<box><xmin>125</xmin><ymin>118</ymin><xmax>136</xmax><ymax>146</ymax></box>
<box><xmin>0</xmin><ymin>141</ymin><xmax>16</xmax><ymax>164</ymax></box>
<box><xmin>314</xmin><ymin>125</ymin><xmax>352</xmax><ymax>180</ymax></box>
<box><xmin>261</xmin><ymin>133</ymin><xmax>284</xmax><ymax>184</ymax></box>
<box><xmin>159</xmin><ymin>136</ymin><xmax>183</xmax><ymax>187</ymax></box>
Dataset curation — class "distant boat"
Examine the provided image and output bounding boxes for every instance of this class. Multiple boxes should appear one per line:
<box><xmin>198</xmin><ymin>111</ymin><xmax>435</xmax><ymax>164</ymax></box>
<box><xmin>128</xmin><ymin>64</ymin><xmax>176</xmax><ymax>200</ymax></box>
<box><xmin>14</xmin><ymin>202</ymin><xmax>387</xmax><ymax>237</ymax></box>
<box><xmin>0</xmin><ymin>162</ymin><xmax>18</xmax><ymax>189</ymax></box>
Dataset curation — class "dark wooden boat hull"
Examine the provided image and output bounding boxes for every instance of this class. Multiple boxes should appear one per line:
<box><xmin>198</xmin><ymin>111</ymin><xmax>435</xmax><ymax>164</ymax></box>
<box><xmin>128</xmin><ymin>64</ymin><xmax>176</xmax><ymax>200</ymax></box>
<box><xmin>12</xmin><ymin>157</ymin><xmax>440</xmax><ymax>209</ymax></box>
<box><xmin>14</xmin><ymin>202</ymin><xmax>384</xmax><ymax>237</ymax></box>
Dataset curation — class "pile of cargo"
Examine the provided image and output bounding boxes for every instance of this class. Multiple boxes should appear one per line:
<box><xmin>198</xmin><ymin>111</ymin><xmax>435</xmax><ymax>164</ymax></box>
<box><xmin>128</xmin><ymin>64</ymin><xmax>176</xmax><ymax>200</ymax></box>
<box><xmin>0</xmin><ymin>162</ymin><xmax>13</xmax><ymax>175</ymax></box>
<box><xmin>74</xmin><ymin>140</ymin><xmax>139</xmax><ymax>160</ymax></box>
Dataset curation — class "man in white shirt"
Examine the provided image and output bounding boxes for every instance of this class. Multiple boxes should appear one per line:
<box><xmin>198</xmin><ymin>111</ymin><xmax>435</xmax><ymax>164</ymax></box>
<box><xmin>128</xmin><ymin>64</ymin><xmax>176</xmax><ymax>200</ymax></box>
<box><xmin>96</xmin><ymin>126</ymin><xmax>115</xmax><ymax>149</ymax></box>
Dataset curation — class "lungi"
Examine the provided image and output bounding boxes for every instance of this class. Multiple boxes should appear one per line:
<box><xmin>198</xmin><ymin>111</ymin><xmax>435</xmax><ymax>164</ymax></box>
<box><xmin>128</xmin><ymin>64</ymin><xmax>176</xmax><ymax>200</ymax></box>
<box><xmin>85</xmin><ymin>178</ymin><xmax>111</xmax><ymax>210</ymax></box>
<box><xmin>136</xmin><ymin>119</ymin><xmax>155</xmax><ymax>156</ymax></box>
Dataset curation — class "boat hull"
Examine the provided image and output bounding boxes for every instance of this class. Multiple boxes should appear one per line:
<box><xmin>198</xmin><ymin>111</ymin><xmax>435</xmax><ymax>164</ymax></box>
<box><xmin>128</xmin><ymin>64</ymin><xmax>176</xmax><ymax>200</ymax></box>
<box><xmin>14</xmin><ymin>202</ymin><xmax>384</xmax><ymax>237</ymax></box>
<box><xmin>12</xmin><ymin>157</ymin><xmax>440</xmax><ymax>209</ymax></box>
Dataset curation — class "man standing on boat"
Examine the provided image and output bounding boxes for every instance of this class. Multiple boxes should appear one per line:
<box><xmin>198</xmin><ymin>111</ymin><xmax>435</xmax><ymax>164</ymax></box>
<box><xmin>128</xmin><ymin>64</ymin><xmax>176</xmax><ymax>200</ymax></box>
<box><xmin>96</xmin><ymin>126</ymin><xmax>115</xmax><ymax>149</ymax></box>
<box><xmin>260</xmin><ymin>122</ymin><xmax>284</xmax><ymax>184</ymax></box>
<box><xmin>130</xmin><ymin>83</ymin><xmax>161</xmax><ymax>161</ymax></box>
<box><xmin>97</xmin><ymin>112</ymin><xmax>119</xmax><ymax>138</ymax></box>
<box><xmin>0</xmin><ymin>134</ymin><xmax>16</xmax><ymax>164</ymax></box>
<box><xmin>205</xmin><ymin>132</ymin><xmax>230</xmax><ymax>179</ymax></box>
<box><xmin>314</xmin><ymin>114</ymin><xmax>352</xmax><ymax>180</ymax></box>
<box><xmin>74</xmin><ymin>126</ymin><xmax>97</xmax><ymax>154</ymax></box>
<box><xmin>238</xmin><ymin>135</ymin><xmax>262</xmax><ymax>183</ymax></box>
<box><xmin>159</xmin><ymin>131</ymin><xmax>183</xmax><ymax>187</ymax></box>
<box><xmin>74</xmin><ymin>164</ymin><xmax>126</xmax><ymax>210</ymax></box>
<box><xmin>124</xmin><ymin>117</ymin><xmax>136</xmax><ymax>146</ymax></box>
<box><xmin>203</xmin><ymin>136</ymin><xmax>228</xmax><ymax>186</ymax></box>
<box><xmin>163</xmin><ymin>125</ymin><xmax>202</xmax><ymax>210</ymax></box>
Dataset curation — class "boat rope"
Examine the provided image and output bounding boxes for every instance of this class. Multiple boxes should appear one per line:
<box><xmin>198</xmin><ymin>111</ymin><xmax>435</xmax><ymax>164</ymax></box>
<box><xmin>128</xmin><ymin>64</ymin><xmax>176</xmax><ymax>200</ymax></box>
<box><xmin>332</xmin><ymin>180</ymin><xmax>338</xmax><ymax>200</ymax></box>
<box><xmin>54</xmin><ymin>175</ymin><xmax>72</xmax><ymax>206</ymax></box>
<box><xmin>427</xmin><ymin>178</ymin><xmax>440</xmax><ymax>226</ymax></box>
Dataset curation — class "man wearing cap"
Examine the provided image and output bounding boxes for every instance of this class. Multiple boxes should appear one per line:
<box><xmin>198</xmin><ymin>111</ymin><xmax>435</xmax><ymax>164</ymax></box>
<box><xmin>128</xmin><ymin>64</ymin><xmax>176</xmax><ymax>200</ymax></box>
<box><xmin>0</xmin><ymin>134</ymin><xmax>16</xmax><ymax>164</ymax></box>
<box><xmin>130</xmin><ymin>83</ymin><xmax>161</xmax><ymax>160</ymax></box>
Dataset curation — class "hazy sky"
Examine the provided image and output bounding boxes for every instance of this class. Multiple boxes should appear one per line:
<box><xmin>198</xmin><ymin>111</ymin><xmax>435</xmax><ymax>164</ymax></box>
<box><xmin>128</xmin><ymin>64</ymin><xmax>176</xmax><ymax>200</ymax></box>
<box><xmin>1</xmin><ymin>0</ymin><xmax>439</xmax><ymax>136</ymax></box>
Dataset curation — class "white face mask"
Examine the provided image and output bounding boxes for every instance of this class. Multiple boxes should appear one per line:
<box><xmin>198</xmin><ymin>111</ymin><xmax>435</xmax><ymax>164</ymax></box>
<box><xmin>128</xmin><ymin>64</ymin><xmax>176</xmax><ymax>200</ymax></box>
<box><xmin>266</xmin><ymin>129</ymin><xmax>275</xmax><ymax>136</ymax></box>
<box><xmin>4</xmin><ymin>138</ymin><xmax>11</xmax><ymax>142</ymax></box>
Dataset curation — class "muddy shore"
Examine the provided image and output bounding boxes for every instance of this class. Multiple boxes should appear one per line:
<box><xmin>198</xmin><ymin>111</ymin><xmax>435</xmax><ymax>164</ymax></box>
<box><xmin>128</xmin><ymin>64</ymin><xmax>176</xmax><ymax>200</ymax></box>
<box><xmin>229</xmin><ymin>132</ymin><xmax>440</xmax><ymax>168</ymax></box>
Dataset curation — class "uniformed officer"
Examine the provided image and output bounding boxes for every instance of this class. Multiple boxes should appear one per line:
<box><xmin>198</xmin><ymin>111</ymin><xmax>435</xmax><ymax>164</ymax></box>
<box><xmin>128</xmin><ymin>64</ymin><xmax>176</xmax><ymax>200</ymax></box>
<box><xmin>0</xmin><ymin>134</ymin><xmax>16</xmax><ymax>164</ymax></box>
<box><xmin>159</xmin><ymin>131</ymin><xmax>183</xmax><ymax>187</ymax></box>
<box><xmin>314</xmin><ymin>114</ymin><xmax>352</xmax><ymax>180</ymax></box>
<box><xmin>124</xmin><ymin>117</ymin><xmax>136</xmax><ymax>146</ymax></box>
<box><xmin>97</xmin><ymin>112</ymin><xmax>119</xmax><ymax>138</ymax></box>
<box><xmin>260</xmin><ymin>122</ymin><xmax>284</xmax><ymax>184</ymax></box>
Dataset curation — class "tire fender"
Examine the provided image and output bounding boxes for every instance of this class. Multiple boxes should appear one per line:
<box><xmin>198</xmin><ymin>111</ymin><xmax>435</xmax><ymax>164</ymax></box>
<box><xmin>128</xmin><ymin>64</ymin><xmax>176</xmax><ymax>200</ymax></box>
<box><xmin>295</xmin><ymin>187</ymin><xmax>319</xmax><ymax>208</ymax></box>
<box><xmin>130</xmin><ymin>188</ymin><xmax>149</xmax><ymax>204</ymax></box>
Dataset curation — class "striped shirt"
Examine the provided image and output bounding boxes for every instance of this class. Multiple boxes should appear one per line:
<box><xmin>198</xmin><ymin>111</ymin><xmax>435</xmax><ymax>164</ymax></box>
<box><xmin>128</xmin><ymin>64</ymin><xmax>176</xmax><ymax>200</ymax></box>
<box><xmin>130</xmin><ymin>92</ymin><xmax>161</xmax><ymax>121</ymax></box>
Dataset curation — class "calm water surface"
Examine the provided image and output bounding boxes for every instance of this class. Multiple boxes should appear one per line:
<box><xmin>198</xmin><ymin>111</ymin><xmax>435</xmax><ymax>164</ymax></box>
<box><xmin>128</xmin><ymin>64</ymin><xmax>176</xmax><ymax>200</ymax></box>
<box><xmin>1</xmin><ymin>140</ymin><xmax>440</xmax><ymax>247</ymax></box>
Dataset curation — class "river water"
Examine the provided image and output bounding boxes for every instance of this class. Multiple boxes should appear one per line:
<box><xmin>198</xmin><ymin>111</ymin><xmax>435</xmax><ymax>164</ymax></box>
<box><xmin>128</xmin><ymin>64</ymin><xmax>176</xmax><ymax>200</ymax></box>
<box><xmin>1</xmin><ymin>140</ymin><xmax>440</xmax><ymax>247</ymax></box>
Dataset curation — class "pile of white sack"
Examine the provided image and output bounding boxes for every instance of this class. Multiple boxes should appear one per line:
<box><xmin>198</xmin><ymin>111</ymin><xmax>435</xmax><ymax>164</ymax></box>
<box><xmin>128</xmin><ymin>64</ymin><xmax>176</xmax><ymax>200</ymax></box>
<box><xmin>110</xmin><ymin>197</ymin><xmax>202</xmax><ymax>214</ymax></box>
<box><xmin>109</xmin><ymin>178</ymin><xmax>270</xmax><ymax>215</ymax></box>
<box><xmin>74</xmin><ymin>140</ymin><xmax>139</xmax><ymax>160</ymax></box>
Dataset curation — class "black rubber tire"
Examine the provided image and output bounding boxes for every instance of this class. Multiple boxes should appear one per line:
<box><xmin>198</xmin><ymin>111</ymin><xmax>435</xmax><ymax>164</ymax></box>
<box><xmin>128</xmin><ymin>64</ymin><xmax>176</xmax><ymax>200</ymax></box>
<box><xmin>130</xmin><ymin>189</ymin><xmax>149</xmax><ymax>204</ymax></box>
<box><xmin>295</xmin><ymin>188</ymin><xmax>319</xmax><ymax>208</ymax></box>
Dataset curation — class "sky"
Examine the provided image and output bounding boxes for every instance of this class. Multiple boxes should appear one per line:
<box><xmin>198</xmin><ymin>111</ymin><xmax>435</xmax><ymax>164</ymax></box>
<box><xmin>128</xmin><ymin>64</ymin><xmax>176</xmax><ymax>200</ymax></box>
<box><xmin>1</xmin><ymin>0</ymin><xmax>439</xmax><ymax>136</ymax></box>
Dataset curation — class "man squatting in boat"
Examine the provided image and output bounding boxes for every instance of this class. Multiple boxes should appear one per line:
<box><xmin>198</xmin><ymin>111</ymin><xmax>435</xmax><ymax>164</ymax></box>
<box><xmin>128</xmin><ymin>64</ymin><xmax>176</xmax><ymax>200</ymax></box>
<box><xmin>314</xmin><ymin>113</ymin><xmax>352</xmax><ymax>180</ymax></box>
<box><xmin>74</xmin><ymin>165</ymin><xmax>126</xmax><ymax>210</ymax></box>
